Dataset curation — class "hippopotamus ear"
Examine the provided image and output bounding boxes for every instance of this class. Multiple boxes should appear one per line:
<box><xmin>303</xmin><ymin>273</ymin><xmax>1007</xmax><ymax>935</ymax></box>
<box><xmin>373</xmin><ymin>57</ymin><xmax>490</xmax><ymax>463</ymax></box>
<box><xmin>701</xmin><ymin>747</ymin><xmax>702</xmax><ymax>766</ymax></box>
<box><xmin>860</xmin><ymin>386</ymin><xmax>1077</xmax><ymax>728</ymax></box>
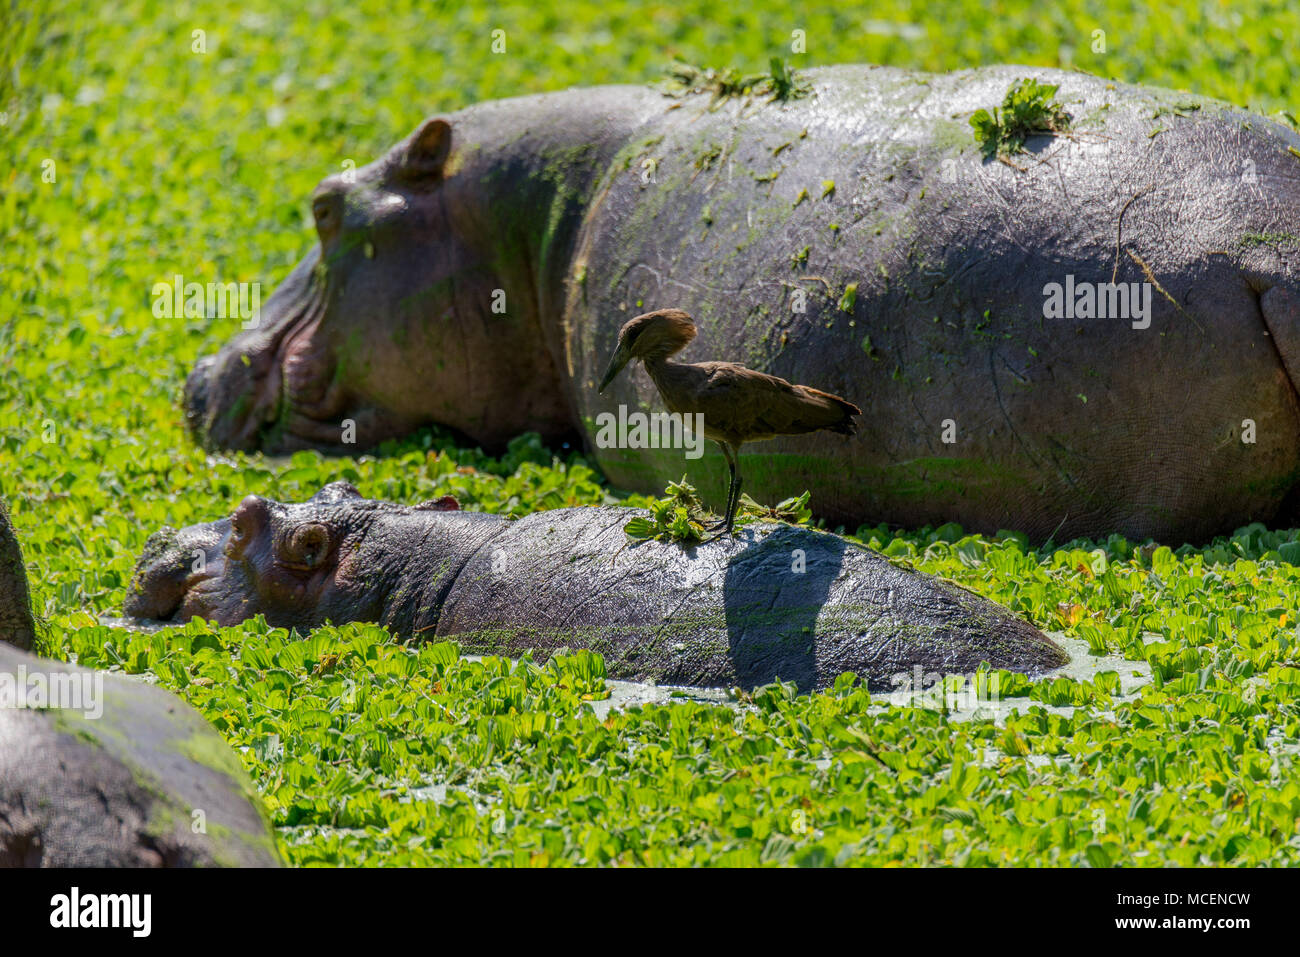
<box><xmin>415</xmin><ymin>495</ymin><xmax>460</xmax><ymax>512</ymax></box>
<box><xmin>312</xmin><ymin>481</ymin><xmax>364</xmax><ymax>504</ymax></box>
<box><xmin>404</xmin><ymin>118</ymin><xmax>452</xmax><ymax>181</ymax></box>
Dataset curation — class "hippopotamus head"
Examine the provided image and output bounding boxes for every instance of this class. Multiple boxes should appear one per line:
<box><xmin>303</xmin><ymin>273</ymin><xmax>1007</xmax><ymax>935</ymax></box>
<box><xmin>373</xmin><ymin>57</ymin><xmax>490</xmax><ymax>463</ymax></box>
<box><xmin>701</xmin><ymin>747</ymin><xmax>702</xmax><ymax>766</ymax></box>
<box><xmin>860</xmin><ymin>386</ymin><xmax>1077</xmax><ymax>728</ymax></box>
<box><xmin>182</xmin><ymin>93</ymin><xmax>638</xmax><ymax>454</ymax></box>
<box><xmin>124</xmin><ymin>482</ymin><xmax>465</xmax><ymax>629</ymax></box>
<box><xmin>188</xmin><ymin>119</ymin><xmax>450</xmax><ymax>452</ymax></box>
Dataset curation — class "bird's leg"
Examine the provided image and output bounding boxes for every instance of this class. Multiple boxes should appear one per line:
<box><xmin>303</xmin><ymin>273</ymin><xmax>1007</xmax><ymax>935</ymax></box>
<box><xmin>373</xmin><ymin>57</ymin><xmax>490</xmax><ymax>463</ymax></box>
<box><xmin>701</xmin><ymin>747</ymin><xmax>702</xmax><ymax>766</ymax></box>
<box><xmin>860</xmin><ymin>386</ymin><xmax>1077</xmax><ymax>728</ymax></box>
<box><xmin>723</xmin><ymin>467</ymin><xmax>743</xmax><ymax>534</ymax></box>
<box><xmin>703</xmin><ymin>444</ymin><xmax>744</xmax><ymax>543</ymax></box>
<box><xmin>705</xmin><ymin>443</ymin><xmax>738</xmax><ymax>531</ymax></box>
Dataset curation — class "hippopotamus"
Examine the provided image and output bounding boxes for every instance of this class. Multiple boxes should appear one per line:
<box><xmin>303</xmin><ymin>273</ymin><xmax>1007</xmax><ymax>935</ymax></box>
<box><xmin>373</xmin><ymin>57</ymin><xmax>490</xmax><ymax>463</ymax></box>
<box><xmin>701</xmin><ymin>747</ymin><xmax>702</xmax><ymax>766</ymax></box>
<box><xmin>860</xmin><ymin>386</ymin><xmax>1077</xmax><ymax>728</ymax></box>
<box><xmin>125</xmin><ymin>482</ymin><xmax>1066</xmax><ymax>691</ymax></box>
<box><xmin>0</xmin><ymin>499</ymin><xmax>34</xmax><ymax>652</ymax></box>
<box><xmin>0</xmin><ymin>498</ymin><xmax>281</xmax><ymax>867</ymax></box>
<box><xmin>183</xmin><ymin>63</ymin><xmax>1300</xmax><ymax>542</ymax></box>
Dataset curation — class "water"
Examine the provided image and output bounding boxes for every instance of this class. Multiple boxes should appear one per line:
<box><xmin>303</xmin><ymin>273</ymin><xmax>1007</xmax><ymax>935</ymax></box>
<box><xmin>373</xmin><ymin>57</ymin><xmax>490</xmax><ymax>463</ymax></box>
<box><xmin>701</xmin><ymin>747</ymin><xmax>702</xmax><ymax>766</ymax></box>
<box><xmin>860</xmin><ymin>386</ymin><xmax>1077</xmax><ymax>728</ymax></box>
<box><xmin>96</xmin><ymin>616</ymin><xmax>1147</xmax><ymax>723</ymax></box>
<box><xmin>869</xmin><ymin>634</ymin><xmax>1153</xmax><ymax>726</ymax></box>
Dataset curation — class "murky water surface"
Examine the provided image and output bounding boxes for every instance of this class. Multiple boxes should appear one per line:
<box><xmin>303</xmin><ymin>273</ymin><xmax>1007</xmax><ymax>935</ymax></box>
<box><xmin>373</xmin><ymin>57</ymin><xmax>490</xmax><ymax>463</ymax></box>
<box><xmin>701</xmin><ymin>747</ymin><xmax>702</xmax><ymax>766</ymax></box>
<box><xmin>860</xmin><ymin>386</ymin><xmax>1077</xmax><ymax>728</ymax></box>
<box><xmin>99</xmin><ymin>616</ymin><xmax>1146</xmax><ymax>723</ymax></box>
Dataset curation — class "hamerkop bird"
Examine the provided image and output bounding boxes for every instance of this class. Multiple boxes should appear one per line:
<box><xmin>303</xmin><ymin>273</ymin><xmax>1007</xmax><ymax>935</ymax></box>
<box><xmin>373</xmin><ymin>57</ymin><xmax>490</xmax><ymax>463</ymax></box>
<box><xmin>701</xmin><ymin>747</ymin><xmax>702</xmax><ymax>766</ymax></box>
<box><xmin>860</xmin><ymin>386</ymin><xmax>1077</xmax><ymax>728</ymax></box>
<box><xmin>598</xmin><ymin>309</ymin><xmax>861</xmax><ymax>537</ymax></box>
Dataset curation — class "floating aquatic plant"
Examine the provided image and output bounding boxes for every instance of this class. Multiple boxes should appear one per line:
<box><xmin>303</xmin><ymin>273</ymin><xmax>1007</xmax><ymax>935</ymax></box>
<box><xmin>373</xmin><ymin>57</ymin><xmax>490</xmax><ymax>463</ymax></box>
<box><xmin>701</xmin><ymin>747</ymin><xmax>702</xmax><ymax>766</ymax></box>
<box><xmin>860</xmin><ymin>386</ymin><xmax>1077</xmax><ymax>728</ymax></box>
<box><xmin>970</xmin><ymin>77</ymin><xmax>1073</xmax><ymax>159</ymax></box>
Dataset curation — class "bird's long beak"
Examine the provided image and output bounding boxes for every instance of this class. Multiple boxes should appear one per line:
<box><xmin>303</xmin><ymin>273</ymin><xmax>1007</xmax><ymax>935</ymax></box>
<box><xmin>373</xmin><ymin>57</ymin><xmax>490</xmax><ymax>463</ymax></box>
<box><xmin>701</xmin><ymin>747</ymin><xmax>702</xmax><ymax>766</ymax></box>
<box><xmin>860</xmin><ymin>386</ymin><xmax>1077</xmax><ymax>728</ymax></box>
<box><xmin>598</xmin><ymin>345</ymin><xmax>631</xmax><ymax>394</ymax></box>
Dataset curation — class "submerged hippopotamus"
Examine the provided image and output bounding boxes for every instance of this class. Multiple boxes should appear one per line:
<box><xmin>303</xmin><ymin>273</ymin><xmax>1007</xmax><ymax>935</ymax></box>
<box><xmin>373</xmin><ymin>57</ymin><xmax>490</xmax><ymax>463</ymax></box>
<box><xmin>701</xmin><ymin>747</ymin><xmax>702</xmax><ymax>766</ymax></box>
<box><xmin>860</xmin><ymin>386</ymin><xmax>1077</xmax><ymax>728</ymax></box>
<box><xmin>0</xmin><ymin>498</ymin><xmax>281</xmax><ymax>867</ymax></box>
<box><xmin>125</xmin><ymin>482</ymin><xmax>1066</xmax><ymax>691</ymax></box>
<box><xmin>184</xmin><ymin>64</ymin><xmax>1300</xmax><ymax>542</ymax></box>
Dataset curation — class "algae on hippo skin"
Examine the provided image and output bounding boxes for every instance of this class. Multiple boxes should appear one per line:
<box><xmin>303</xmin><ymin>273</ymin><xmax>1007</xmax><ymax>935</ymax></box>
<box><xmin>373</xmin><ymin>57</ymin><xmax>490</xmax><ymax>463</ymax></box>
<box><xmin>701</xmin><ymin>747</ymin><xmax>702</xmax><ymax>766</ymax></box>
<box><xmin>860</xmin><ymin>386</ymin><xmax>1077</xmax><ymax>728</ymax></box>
<box><xmin>1238</xmin><ymin>231</ymin><xmax>1300</xmax><ymax>250</ymax></box>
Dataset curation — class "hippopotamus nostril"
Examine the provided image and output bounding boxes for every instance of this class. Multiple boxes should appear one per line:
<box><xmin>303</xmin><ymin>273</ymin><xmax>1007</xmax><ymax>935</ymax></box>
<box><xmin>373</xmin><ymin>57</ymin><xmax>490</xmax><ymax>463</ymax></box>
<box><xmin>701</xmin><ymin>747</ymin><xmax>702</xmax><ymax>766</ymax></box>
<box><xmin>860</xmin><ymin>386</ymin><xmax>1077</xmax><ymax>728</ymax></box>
<box><xmin>229</xmin><ymin>495</ymin><xmax>272</xmax><ymax>545</ymax></box>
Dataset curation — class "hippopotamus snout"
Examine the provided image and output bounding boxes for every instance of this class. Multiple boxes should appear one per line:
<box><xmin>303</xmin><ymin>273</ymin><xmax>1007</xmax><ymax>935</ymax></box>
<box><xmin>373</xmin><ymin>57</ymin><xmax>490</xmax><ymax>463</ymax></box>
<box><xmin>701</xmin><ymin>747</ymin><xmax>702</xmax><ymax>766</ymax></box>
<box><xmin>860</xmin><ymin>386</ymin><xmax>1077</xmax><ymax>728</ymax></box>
<box><xmin>124</xmin><ymin>520</ymin><xmax>230</xmax><ymax>621</ymax></box>
<box><xmin>184</xmin><ymin>246</ymin><xmax>326</xmax><ymax>452</ymax></box>
<box><xmin>184</xmin><ymin>343</ymin><xmax>284</xmax><ymax>451</ymax></box>
<box><xmin>125</xmin><ymin>484</ymin><xmax>389</xmax><ymax>631</ymax></box>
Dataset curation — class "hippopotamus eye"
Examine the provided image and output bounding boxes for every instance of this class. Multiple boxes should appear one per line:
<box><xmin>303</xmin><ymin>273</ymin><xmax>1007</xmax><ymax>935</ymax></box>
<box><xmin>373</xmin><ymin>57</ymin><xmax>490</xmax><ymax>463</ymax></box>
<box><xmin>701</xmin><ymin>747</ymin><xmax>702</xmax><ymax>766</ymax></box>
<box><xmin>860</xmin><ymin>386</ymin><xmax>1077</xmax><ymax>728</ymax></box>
<box><xmin>312</xmin><ymin>198</ymin><xmax>332</xmax><ymax>226</ymax></box>
<box><xmin>279</xmin><ymin>523</ymin><xmax>333</xmax><ymax>571</ymax></box>
<box><xmin>311</xmin><ymin>193</ymin><xmax>344</xmax><ymax>240</ymax></box>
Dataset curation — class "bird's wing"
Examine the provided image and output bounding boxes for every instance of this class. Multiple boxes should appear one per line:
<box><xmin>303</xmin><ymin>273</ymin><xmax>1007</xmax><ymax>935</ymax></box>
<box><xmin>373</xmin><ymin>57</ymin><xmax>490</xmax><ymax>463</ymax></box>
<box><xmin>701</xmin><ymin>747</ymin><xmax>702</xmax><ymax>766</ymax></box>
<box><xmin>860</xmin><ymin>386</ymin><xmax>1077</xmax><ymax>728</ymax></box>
<box><xmin>698</xmin><ymin>361</ymin><xmax>793</xmax><ymax>393</ymax></box>
<box><xmin>693</xmin><ymin>362</ymin><xmax>859</xmax><ymax>438</ymax></box>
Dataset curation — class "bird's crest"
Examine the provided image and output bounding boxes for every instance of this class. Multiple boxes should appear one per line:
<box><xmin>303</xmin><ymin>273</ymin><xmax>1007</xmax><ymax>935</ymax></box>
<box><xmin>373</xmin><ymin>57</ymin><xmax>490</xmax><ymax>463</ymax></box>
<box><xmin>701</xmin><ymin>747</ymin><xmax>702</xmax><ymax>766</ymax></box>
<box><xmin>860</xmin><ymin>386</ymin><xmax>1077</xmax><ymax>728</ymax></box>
<box><xmin>618</xmin><ymin>309</ymin><xmax>698</xmax><ymax>359</ymax></box>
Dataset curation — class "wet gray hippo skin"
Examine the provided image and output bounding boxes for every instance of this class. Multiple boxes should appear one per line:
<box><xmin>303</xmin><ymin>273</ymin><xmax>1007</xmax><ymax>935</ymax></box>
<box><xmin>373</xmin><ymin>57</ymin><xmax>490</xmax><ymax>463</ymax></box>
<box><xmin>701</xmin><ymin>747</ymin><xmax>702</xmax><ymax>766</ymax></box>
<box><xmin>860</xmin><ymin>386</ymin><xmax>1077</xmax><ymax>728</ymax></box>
<box><xmin>0</xmin><ymin>499</ymin><xmax>281</xmax><ymax>867</ymax></box>
<box><xmin>183</xmin><ymin>64</ymin><xmax>1300</xmax><ymax>543</ymax></box>
<box><xmin>126</xmin><ymin>482</ymin><xmax>1067</xmax><ymax>692</ymax></box>
<box><xmin>0</xmin><ymin>499</ymin><xmax>34</xmax><ymax>652</ymax></box>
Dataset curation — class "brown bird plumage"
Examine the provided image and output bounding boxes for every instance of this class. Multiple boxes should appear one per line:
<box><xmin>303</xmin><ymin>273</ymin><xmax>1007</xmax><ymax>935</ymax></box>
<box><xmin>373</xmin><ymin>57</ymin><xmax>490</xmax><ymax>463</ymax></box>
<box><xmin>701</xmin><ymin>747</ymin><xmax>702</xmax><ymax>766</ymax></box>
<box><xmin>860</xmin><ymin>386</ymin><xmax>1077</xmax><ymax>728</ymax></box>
<box><xmin>598</xmin><ymin>309</ymin><xmax>861</xmax><ymax>537</ymax></box>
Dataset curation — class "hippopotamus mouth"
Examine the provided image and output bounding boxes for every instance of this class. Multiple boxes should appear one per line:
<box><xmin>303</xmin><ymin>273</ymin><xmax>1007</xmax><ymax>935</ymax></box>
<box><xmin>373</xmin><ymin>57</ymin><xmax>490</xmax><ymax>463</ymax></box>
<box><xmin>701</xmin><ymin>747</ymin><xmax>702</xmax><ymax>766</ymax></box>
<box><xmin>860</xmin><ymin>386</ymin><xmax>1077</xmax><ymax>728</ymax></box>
<box><xmin>123</xmin><ymin>518</ymin><xmax>234</xmax><ymax>623</ymax></box>
<box><xmin>183</xmin><ymin>246</ymin><xmax>364</xmax><ymax>453</ymax></box>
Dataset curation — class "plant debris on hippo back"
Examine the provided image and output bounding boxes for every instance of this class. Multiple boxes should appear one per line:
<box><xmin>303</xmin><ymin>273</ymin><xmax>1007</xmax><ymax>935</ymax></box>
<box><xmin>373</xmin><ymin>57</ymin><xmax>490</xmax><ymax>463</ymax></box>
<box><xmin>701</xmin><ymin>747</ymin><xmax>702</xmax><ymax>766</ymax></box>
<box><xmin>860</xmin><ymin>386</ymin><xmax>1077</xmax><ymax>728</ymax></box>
<box><xmin>126</xmin><ymin>483</ymin><xmax>1068</xmax><ymax>692</ymax></box>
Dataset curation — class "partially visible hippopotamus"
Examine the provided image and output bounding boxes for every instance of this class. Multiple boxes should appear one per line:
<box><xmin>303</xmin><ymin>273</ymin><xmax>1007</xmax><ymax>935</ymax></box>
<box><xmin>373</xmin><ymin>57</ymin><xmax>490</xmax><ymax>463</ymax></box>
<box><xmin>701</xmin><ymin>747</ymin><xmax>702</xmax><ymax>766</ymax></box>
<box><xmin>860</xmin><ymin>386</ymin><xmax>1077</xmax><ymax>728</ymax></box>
<box><xmin>0</xmin><ymin>499</ymin><xmax>34</xmax><ymax>652</ymax></box>
<box><xmin>125</xmin><ymin>482</ymin><xmax>1067</xmax><ymax>691</ymax></box>
<box><xmin>0</xmin><ymin>498</ymin><xmax>281</xmax><ymax>867</ymax></box>
<box><xmin>183</xmin><ymin>64</ymin><xmax>1300</xmax><ymax>542</ymax></box>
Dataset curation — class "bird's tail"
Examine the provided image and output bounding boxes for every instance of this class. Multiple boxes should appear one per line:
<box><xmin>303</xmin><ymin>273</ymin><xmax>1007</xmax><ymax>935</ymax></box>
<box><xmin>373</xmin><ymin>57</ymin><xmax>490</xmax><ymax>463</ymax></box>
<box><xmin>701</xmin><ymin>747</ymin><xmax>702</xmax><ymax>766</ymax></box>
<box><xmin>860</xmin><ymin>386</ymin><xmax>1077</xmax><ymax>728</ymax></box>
<box><xmin>801</xmin><ymin>387</ymin><xmax>861</xmax><ymax>436</ymax></box>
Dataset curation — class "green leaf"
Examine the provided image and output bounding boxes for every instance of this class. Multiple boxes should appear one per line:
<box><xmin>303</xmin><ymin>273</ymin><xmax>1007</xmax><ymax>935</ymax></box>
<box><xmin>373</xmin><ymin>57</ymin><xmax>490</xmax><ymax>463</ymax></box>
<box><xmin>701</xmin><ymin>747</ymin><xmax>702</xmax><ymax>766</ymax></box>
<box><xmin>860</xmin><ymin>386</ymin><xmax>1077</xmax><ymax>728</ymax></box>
<box><xmin>623</xmin><ymin>516</ymin><xmax>655</xmax><ymax>539</ymax></box>
<box><xmin>1084</xmin><ymin>843</ymin><xmax>1112</xmax><ymax>868</ymax></box>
